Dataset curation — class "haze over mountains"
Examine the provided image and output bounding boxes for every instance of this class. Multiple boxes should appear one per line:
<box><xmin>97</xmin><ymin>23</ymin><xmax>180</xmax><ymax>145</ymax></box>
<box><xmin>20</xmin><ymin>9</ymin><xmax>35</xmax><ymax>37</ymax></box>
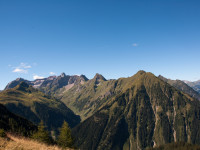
<box><xmin>1</xmin><ymin>70</ymin><xmax>200</xmax><ymax>150</ymax></box>
<box><xmin>184</xmin><ymin>80</ymin><xmax>200</xmax><ymax>94</ymax></box>
<box><xmin>158</xmin><ymin>75</ymin><xmax>200</xmax><ymax>101</ymax></box>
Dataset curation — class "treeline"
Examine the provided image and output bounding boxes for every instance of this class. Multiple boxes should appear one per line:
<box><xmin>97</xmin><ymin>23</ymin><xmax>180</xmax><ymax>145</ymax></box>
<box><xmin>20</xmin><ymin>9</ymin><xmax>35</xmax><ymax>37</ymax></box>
<box><xmin>0</xmin><ymin>121</ymin><xmax>74</xmax><ymax>149</ymax></box>
<box><xmin>32</xmin><ymin>121</ymin><xmax>74</xmax><ymax>148</ymax></box>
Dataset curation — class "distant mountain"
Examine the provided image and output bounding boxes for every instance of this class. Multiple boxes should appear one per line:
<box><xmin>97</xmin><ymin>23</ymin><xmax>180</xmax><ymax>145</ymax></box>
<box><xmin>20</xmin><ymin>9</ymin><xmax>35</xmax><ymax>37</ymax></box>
<box><xmin>158</xmin><ymin>75</ymin><xmax>200</xmax><ymax>100</ymax></box>
<box><xmin>61</xmin><ymin>73</ymin><xmax>115</xmax><ymax>120</ymax></box>
<box><xmin>184</xmin><ymin>80</ymin><xmax>200</xmax><ymax>94</ymax></box>
<box><xmin>72</xmin><ymin>71</ymin><xmax>200</xmax><ymax>150</ymax></box>
<box><xmin>0</xmin><ymin>82</ymin><xmax>80</xmax><ymax>131</ymax></box>
<box><xmin>0</xmin><ymin>104</ymin><xmax>37</xmax><ymax>136</ymax></box>
<box><xmin>4</xmin><ymin>73</ymin><xmax>88</xmax><ymax>96</ymax></box>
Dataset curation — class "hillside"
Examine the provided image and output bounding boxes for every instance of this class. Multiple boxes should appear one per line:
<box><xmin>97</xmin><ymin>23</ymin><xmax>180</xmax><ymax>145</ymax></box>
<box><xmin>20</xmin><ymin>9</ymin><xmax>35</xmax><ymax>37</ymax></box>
<box><xmin>0</xmin><ymin>82</ymin><xmax>80</xmax><ymax>131</ymax></box>
<box><xmin>60</xmin><ymin>73</ymin><xmax>117</xmax><ymax>120</ymax></box>
<box><xmin>147</xmin><ymin>142</ymin><xmax>200</xmax><ymax>150</ymax></box>
<box><xmin>72</xmin><ymin>71</ymin><xmax>200</xmax><ymax>150</ymax></box>
<box><xmin>0</xmin><ymin>134</ymin><xmax>72</xmax><ymax>150</ymax></box>
<box><xmin>158</xmin><ymin>75</ymin><xmax>200</xmax><ymax>100</ymax></box>
<box><xmin>185</xmin><ymin>80</ymin><xmax>200</xmax><ymax>94</ymax></box>
<box><xmin>0</xmin><ymin>104</ymin><xmax>37</xmax><ymax>136</ymax></box>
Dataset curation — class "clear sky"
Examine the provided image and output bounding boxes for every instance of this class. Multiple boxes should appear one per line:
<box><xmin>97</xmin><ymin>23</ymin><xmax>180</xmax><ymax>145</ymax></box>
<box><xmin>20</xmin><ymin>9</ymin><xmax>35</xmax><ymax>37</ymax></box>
<box><xmin>0</xmin><ymin>0</ymin><xmax>200</xmax><ymax>90</ymax></box>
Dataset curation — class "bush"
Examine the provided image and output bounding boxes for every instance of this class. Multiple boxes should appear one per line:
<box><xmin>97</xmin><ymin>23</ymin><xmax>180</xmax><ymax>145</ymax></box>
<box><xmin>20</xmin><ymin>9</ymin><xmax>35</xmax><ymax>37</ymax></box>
<box><xmin>0</xmin><ymin>129</ymin><xmax>6</xmax><ymax>137</ymax></box>
<box><xmin>32</xmin><ymin>121</ymin><xmax>53</xmax><ymax>144</ymax></box>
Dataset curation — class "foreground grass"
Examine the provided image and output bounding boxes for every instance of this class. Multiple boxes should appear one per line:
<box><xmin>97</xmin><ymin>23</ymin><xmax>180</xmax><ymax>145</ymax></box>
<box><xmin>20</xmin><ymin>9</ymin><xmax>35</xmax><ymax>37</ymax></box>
<box><xmin>0</xmin><ymin>134</ymin><xmax>72</xmax><ymax>150</ymax></box>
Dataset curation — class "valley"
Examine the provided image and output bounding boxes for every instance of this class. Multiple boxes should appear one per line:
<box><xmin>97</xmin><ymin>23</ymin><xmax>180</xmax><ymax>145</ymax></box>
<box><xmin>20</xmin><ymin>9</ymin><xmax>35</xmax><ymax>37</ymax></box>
<box><xmin>1</xmin><ymin>70</ymin><xmax>200</xmax><ymax>149</ymax></box>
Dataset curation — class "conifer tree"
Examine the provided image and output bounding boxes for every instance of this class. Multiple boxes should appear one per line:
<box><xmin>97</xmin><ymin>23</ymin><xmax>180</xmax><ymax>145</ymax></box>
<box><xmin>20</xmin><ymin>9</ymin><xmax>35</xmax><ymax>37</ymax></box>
<box><xmin>0</xmin><ymin>129</ymin><xmax>6</xmax><ymax>137</ymax></box>
<box><xmin>57</xmin><ymin>121</ymin><xmax>74</xmax><ymax>148</ymax></box>
<box><xmin>32</xmin><ymin>121</ymin><xmax>52</xmax><ymax>144</ymax></box>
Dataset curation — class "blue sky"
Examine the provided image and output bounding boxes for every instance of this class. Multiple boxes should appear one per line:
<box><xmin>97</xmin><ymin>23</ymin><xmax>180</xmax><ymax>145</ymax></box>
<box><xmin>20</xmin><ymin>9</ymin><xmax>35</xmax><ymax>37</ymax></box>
<box><xmin>0</xmin><ymin>0</ymin><xmax>200</xmax><ymax>90</ymax></box>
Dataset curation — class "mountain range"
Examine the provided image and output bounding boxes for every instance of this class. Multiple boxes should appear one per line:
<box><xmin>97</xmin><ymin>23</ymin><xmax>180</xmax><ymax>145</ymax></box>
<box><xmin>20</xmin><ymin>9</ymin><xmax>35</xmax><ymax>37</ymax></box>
<box><xmin>0</xmin><ymin>82</ymin><xmax>80</xmax><ymax>132</ymax></box>
<box><xmin>71</xmin><ymin>71</ymin><xmax>200</xmax><ymax>149</ymax></box>
<box><xmin>184</xmin><ymin>80</ymin><xmax>200</xmax><ymax>94</ymax></box>
<box><xmin>1</xmin><ymin>71</ymin><xmax>200</xmax><ymax>150</ymax></box>
<box><xmin>5</xmin><ymin>73</ymin><xmax>88</xmax><ymax>96</ymax></box>
<box><xmin>158</xmin><ymin>75</ymin><xmax>200</xmax><ymax>100</ymax></box>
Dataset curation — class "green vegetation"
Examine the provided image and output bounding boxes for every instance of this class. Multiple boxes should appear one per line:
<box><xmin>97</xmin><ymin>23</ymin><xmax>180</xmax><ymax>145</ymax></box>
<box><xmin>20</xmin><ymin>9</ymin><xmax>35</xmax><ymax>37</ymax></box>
<box><xmin>147</xmin><ymin>142</ymin><xmax>200</xmax><ymax>150</ymax></box>
<box><xmin>0</xmin><ymin>104</ymin><xmax>37</xmax><ymax>136</ymax></box>
<box><xmin>57</xmin><ymin>121</ymin><xmax>74</xmax><ymax>148</ymax></box>
<box><xmin>72</xmin><ymin>71</ymin><xmax>200</xmax><ymax>150</ymax></box>
<box><xmin>158</xmin><ymin>75</ymin><xmax>200</xmax><ymax>100</ymax></box>
<box><xmin>0</xmin><ymin>129</ymin><xmax>6</xmax><ymax>137</ymax></box>
<box><xmin>0</xmin><ymin>82</ymin><xmax>80</xmax><ymax>131</ymax></box>
<box><xmin>32</xmin><ymin>121</ymin><xmax>53</xmax><ymax>144</ymax></box>
<box><xmin>2</xmin><ymin>71</ymin><xmax>200</xmax><ymax>150</ymax></box>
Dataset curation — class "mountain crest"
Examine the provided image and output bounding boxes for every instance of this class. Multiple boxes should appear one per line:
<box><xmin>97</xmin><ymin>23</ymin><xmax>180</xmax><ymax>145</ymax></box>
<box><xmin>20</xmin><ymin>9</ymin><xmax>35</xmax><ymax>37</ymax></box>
<box><xmin>80</xmin><ymin>75</ymin><xmax>89</xmax><ymax>81</ymax></box>
<box><xmin>94</xmin><ymin>73</ymin><xmax>106</xmax><ymax>81</ymax></box>
<box><xmin>60</xmin><ymin>72</ymin><xmax>66</xmax><ymax>77</ymax></box>
<box><xmin>16</xmin><ymin>81</ymin><xmax>30</xmax><ymax>91</ymax></box>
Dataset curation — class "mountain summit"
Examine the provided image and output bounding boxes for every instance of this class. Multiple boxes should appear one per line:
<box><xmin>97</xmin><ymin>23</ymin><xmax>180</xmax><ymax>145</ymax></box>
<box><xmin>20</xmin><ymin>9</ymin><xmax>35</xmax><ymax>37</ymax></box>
<box><xmin>71</xmin><ymin>71</ymin><xmax>200</xmax><ymax>150</ymax></box>
<box><xmin>0</xmin><ymin>81</ymin><xmax>80</xmax><ymax>131</ymax></box>
<box><xmin>4</xmin><ymin>73</ymin><xmax>89</xmax><ymax>95</ymax></box>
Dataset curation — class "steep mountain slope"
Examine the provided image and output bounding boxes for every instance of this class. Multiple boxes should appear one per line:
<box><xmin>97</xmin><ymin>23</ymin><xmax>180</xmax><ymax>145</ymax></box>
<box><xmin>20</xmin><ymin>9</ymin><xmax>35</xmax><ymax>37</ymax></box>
<box><xmin>0</xmin><ymin>104</ymin><xmax>37</xmax><ymax>136</ymax></box>
<box><xmin>61</xmin><ymin>73</ymin><xmax>117</xmax><ymax>120</ymax></box>
<box><xmin>185</xmin><ymin>80</ymin><xmax>200</xmax><ymax>94</ymax></box>
<box><xmin>72</xmin><ymin>71</ymin><xmax>200</xmax><ymax>150</ymax></box>
<box><xmin>0</xmin><ymin>82</ymin><xmax>80</xmax><ymax>131</ymax></box>
<box><xmin>4</xmin><ymin>73</ymin><xmax>88</xmax><ymax>96</ymax></box>
<box><xmin>158</xmin><ymin>75</ymin><xmax>200</xmax><ymax>100</ymax></box>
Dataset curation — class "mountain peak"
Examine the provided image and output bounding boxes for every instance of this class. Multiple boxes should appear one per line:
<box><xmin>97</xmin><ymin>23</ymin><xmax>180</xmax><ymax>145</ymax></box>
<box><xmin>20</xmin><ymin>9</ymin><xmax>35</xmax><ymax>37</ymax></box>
<box><xmin>136</xmin><ymin>70</ymin><xmax>146</xmax><ymax>75</ymax></box>
<box><xmin>16</xmin><ymin>81</ymin><xmax>30</xmax><ymax>91</ymax></box>
<box><xmin>158</xmin><ymin>75</ymin><xmax>168</xmax><ymax>82</ymax></box>
<box><xmin>60</xmin><ymin>72</ymin><xmax>66</xmax><ymax>77</ymax></box>
<box><xmin>94</xmin><ymin>73</ymin><xmax>106</xmax><ymax>81</ymax></box>
<box><xmin>16</xmin><ymin>78</ymin><xmax>25</xmax><ymax>81</ymax></box>
<box><xmin>80</xmin><ymin>75</ymin><xmax>89</xmax><ymax>81</ymax></box>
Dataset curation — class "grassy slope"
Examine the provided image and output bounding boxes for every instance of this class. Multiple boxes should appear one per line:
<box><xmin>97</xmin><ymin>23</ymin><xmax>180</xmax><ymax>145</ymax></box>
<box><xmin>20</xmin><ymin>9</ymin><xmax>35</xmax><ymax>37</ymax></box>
<box><xmin>61</xmin><ymin>71</ymin><xmax>198</xmax><ymax>121</ymax></box>
<box><xmin>147</xmin><ymin>142</ymin><xmax>200</xmax><ymax>150</ymax></box>
<box><xmin>0</xmin><ymin>82</ymin><xmax>80</xmax><ymax>131</ymax></box>
<box><xmin>61</xmin><ymin>72</ymin><xmax>149</xmax><ymax>120</ymax></box>
<box><xmin>72</xmin><ymin>71</ymin><xmax>200</xmax><ymax>150</ymax></box>
<box><xmin>0</xmin><ymin>134</ymin><xmax>72</xmax><ymax>150</ymax></box>
<box><xmin>0</xmin><ymin>104</ymin><xmax>37</xmax><ymax>136</ymax></box>
<box><xmin>158</xmin><ymin>75</ymin><xmax>200</xmax><ymax>100</ymax></box>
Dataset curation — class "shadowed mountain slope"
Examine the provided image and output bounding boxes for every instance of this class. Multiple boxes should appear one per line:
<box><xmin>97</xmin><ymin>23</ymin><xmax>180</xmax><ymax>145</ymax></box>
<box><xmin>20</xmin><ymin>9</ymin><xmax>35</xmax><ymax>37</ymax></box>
<box><xmin>0</xmin><ymin>104</ymin><xmax>37</xmax><ymax>136</ymax></box>
<box><xmin>0</xmin><ymin>82</ymin><xmax>80</xmax><ymax>131</ymax></box>
<box><xmin>72</xmin><ymin>71</ymin><xmax>200</xmax><ymax>150</ymax></box>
